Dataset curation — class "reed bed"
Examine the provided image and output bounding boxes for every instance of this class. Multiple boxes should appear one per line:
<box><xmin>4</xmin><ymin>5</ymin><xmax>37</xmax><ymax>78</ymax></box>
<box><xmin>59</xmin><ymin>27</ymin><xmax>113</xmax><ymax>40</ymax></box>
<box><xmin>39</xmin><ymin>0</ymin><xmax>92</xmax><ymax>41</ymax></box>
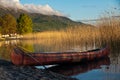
<box><xmin>23</xmin><ymin>15</ymin><xmax>120</xmax><ymax>52</ymax></box>
<box><xmin>23</xmin><ymin>26</ymin><xmax>100</xmax><ymax>52</ymax></box>
<box><xmin>97</xmin><ymin>16</ymin><xmax>120</xmax><ymax>47</ymax></box>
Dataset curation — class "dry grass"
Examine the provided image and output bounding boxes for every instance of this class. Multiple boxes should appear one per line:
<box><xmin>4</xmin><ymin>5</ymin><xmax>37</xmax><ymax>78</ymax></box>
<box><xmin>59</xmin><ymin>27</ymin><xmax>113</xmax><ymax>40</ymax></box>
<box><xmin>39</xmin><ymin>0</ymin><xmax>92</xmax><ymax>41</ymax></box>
<box><xmin>23</xmin><ymin>15</ymin><xmax>120</xmax><ymax>51</ymax></box>
<box><xmin>97</xmin><ymin>15</ymin><xmax>120</xmax><ymax>46</ymax></box>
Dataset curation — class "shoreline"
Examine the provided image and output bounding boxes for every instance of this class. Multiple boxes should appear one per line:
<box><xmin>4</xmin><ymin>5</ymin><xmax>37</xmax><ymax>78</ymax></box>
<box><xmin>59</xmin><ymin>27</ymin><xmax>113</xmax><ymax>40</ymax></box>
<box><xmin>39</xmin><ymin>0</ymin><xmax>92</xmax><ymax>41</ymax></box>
<box><xmin>0</xmin><ymin>59</ymin><xmax>77</xmax><ymax>80</ymax></box>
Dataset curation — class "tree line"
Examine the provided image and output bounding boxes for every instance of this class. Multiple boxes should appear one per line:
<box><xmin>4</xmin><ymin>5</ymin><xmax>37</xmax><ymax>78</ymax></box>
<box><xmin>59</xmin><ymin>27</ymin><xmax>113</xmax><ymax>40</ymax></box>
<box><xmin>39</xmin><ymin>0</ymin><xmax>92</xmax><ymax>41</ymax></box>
<box><xmin>0</xmin><ymin>13</ymin><xmax>33</xmax><ymax>36</ymax></box>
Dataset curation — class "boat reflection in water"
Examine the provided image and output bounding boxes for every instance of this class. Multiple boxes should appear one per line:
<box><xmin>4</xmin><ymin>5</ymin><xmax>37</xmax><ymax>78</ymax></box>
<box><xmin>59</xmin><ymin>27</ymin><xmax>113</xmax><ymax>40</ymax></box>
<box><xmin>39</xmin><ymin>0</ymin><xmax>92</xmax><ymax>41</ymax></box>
<box><xmin>48</xmin><ymin>57</ymin><xmax>110</xmax><ymax>76</ymax></box>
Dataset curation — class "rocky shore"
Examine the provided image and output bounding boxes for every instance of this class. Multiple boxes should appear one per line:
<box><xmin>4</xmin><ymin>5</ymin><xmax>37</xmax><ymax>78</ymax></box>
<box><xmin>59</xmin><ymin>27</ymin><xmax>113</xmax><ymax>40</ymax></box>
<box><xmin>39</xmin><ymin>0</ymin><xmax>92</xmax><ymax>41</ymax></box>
<box><xmin>0</xmin><ymin>59</ymin><xmax>77</xmax><ymax>80</ymax></box>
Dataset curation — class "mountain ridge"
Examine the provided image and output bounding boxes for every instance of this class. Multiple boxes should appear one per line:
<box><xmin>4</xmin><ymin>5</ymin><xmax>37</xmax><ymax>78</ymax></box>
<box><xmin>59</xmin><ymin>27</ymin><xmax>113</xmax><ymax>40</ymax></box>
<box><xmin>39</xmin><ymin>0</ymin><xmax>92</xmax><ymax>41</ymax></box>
<box><xmin>0</xmin><ymin>5</ymin><xmax>90</xmax><ymax>31</ymax></box>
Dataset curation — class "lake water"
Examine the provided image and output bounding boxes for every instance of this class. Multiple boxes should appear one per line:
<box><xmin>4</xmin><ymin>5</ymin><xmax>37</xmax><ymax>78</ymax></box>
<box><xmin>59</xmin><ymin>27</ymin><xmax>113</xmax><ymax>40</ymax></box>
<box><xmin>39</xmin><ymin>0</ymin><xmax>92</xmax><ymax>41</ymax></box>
<box><xmin>0</xmin><ymin>40</ymin><xmax>120</xmax><ymax>80</ymax></box>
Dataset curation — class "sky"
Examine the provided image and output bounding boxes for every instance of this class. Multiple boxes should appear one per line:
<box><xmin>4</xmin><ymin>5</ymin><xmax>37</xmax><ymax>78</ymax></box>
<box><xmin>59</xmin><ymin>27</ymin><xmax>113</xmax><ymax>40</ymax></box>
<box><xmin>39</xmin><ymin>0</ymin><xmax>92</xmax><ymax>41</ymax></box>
<box><xmin>20</xmin><ymin>0</ymin><xmax>119</xmax><ymax>21</ymax></box>
<box><xmin>0</xmin><ymin>0</ymin><xmax>119</xmax><ymax>21</ymax></box>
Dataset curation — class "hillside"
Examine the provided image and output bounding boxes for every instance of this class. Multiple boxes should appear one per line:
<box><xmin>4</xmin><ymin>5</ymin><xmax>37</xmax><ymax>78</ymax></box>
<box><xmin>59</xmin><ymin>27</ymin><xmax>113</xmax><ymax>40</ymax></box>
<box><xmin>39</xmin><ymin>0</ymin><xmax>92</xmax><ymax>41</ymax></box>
<box><xmin>0</xmin><ymin>6</ymin><xmax>89</xmax><ymax>32</ymax></box>
<box><xmin>30</xmin><ymin>13</ymin><xmax>84</xmax><ymax>31</ymax></box>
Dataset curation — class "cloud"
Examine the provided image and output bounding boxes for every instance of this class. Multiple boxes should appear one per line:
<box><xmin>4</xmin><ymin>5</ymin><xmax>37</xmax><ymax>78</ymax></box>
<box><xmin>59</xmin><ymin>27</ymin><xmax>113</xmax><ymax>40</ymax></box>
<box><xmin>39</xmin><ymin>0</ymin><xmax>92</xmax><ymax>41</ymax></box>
<box><xmin>0</xmin><ymin>0</ymin><xmax>23</xmax><ymax>9</ymax></box>
<box><xmin>24</xmin><ymin>4</ymin><xmax>63</xmax><ymax>16</ymax></box>
<box><xmin>0</xmin><ymin>0</ymin><xmax>64</xmax><ymax>16</ymax></box>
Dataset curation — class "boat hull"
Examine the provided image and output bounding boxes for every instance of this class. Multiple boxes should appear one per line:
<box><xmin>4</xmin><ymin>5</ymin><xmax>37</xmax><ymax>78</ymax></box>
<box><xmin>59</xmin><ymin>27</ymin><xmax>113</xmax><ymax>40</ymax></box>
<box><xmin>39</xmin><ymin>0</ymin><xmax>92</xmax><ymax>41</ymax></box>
<box><xmin>11</xmin><ymin>46</ymin><xmax>110</xmax><ymax>66</ymax></box>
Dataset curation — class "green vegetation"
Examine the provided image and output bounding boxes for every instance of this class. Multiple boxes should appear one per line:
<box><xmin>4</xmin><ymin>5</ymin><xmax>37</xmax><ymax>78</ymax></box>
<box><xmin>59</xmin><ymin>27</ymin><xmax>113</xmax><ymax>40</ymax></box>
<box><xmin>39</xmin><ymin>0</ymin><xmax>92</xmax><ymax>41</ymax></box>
<box><xmin>17</xmin><ymin>14</ymin><xmax>33</xmax><ymax>34</ymax></box>
<box><xmin>0</xmin><ymin>7</ymin><xmax>87</xmax><ymax>32</ymax></box>
<box><xmin>0</xmin><ymin>13</ymin><xmax>33</xmax><ymax>36</ymax></box>
<box><xmin>31</xmin><ymin>15</ymin><xmax>83</xmax><ymax>31</ymax></box>
<box><xmin>0</xmin><ymin>14</ymin><xmax>17</xmax><ymax>35</ymax></box>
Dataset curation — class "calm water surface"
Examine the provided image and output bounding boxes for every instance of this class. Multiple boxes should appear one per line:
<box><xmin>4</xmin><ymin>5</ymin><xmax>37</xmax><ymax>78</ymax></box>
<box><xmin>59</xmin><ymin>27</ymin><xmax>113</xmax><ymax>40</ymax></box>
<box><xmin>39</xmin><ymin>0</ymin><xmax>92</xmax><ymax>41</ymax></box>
<box><xmin>0</xmin><ymin>40</ymin><xmax>120</xmax><ymax>80</ymax></box>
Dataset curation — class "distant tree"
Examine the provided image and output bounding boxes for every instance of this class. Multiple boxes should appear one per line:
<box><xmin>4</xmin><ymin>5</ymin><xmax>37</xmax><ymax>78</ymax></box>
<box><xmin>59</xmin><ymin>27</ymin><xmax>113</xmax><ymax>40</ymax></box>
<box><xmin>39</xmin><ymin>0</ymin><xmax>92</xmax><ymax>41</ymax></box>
<box><xmin>0</xmin><ymin>17</ymin><xmax>2</xmax><ymax>25</ymax></box>
<box><xmin>0</xmin><ymin>14</ymin><xmax>17</xmax><ymax>35</ymax></box>
<box><xmin>0</xmin><ymin>17</ymin><xmax>3</xmax><ymax>33</ymax></box>
<box><xmin>17</xmin><ymin>14</ymin><xmax>33</xmax><ymax>34</ymax></box>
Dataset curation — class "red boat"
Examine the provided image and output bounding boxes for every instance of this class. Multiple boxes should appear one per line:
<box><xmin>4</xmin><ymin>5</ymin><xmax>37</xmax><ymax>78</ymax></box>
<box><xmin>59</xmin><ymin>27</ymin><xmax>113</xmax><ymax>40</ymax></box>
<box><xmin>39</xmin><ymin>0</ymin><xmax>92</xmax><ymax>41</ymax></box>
<box><xmin>11</xmin><ymin>46</ymin><xmax>110</xmax><ymax>66</ymax></box>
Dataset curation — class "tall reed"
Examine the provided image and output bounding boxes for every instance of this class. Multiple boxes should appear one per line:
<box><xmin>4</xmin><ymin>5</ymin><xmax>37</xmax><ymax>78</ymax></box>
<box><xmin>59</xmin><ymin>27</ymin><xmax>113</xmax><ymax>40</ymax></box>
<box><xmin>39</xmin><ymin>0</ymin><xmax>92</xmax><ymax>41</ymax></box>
<box><xmin>23</xmin><ymin>14</ymin><xmax>120</xmax><ymax>51</ymax></box>
<box><xmin>97</xmin><ymin>15</ymin><xmax>120</xmax><ymax>47</ymax></box>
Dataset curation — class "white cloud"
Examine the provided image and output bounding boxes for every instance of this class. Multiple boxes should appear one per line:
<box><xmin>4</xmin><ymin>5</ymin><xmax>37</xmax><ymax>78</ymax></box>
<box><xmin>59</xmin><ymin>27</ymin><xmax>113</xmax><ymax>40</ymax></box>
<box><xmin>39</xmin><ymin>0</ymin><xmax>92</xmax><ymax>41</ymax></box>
<box><xmin>23</xmin><ymin>4</ymin><xmax>63</xmax><ymax>16</ymax></box>
<box><xmin>0</xmin><ymin>0</ymin><xmax>64</xmax><ymax>16</ymax></box>
<box><xmin>0</xmin><ymin>0</ymin><xmax>23</xmax><ymax>9</ymax></box>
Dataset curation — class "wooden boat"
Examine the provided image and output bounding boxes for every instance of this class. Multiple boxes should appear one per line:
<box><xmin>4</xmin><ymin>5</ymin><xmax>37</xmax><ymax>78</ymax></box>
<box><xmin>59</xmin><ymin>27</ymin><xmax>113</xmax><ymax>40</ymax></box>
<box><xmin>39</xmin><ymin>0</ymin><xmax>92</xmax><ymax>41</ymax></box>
<box><xmin>11</xmin><ymin>46</ymin><xmax>110</xmax><ymax>66</ymax></box>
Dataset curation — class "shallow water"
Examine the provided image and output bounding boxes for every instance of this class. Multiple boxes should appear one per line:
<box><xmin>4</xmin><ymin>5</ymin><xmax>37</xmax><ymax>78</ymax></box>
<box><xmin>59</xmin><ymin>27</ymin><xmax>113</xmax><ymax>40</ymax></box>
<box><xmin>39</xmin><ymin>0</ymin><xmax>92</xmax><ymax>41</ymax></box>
<box><xmin>48</xmin><ymin>48</ymin><xmax>120</xmax><ymax>80</ymax></box>
<box><xmin>0</xmin><ymin>40</ymin><xmax>120</xmax><ymax>80</ymax></box>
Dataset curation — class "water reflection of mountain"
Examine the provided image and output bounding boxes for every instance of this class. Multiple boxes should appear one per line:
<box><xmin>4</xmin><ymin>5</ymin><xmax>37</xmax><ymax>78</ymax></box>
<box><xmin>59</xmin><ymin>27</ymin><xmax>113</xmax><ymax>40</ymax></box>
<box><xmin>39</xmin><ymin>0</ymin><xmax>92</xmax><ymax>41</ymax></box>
<box><xmin>48</xmin><ymin>57</ymin><xmax>110</xmax><ymax>76</ymax></box>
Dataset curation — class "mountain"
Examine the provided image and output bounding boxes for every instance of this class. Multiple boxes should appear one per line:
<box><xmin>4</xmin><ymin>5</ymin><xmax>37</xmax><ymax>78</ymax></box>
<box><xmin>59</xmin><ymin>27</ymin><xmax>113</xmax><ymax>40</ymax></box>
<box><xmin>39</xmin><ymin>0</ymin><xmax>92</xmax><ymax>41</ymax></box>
<box><xmin>0</xmin><ymin>5</ymin><xmax>89</xmax><ymax>32</ymax></box>
<box><xmin>30</xmin><ymin>13</ymin><xmax>86</xmax><ymax>31</ymax></box>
